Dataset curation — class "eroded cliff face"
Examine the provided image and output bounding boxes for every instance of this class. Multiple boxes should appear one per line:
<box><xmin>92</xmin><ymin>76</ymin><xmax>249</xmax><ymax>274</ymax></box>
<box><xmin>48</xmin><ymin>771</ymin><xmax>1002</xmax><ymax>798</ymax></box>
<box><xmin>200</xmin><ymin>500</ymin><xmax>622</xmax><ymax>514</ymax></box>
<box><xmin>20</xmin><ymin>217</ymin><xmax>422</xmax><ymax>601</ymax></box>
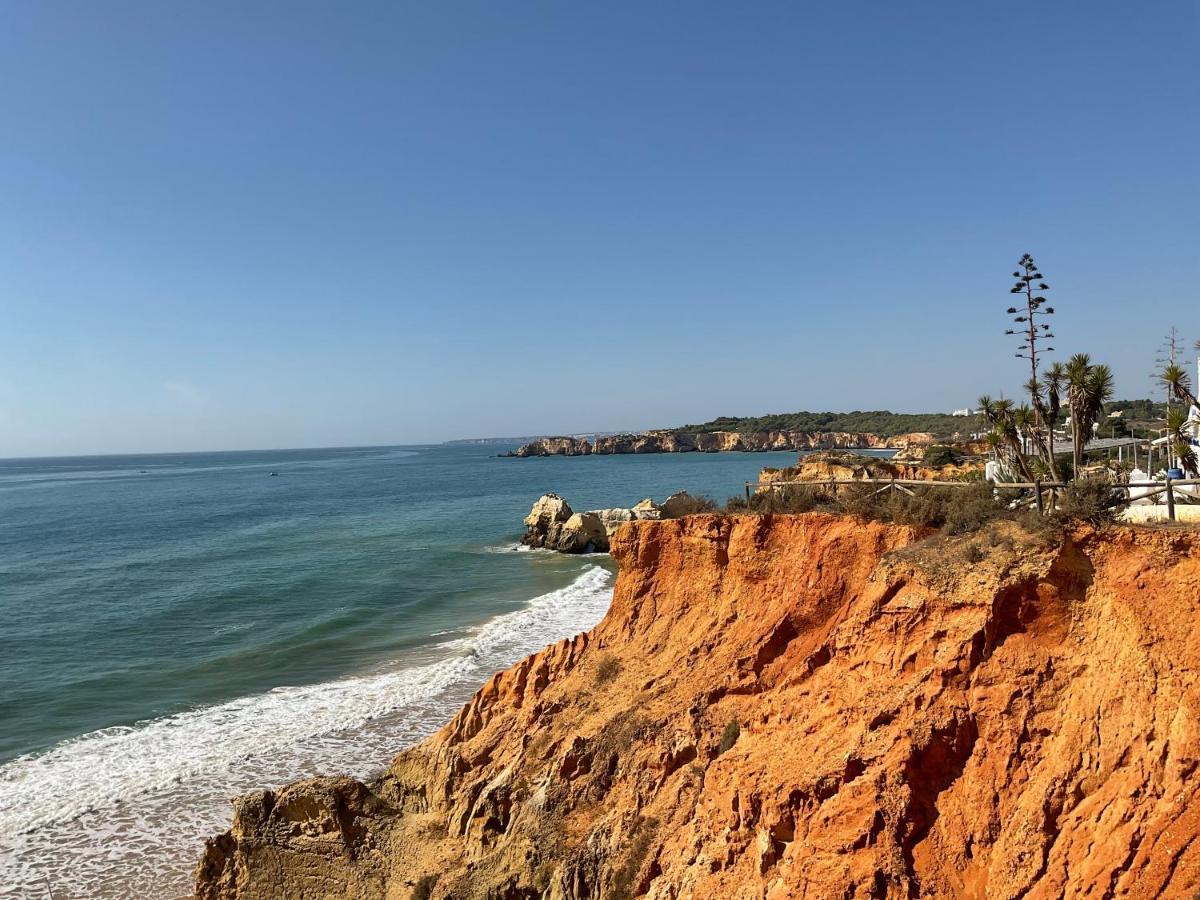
<box><xmin>196</xmin><ymin>515</ymin><xmax>1200</xmax><ymax>900</ymax></box>
<box><xmin>507</xmin><ymin>431</ymin><xmax>936</xmax><ymax>457</ymax></box>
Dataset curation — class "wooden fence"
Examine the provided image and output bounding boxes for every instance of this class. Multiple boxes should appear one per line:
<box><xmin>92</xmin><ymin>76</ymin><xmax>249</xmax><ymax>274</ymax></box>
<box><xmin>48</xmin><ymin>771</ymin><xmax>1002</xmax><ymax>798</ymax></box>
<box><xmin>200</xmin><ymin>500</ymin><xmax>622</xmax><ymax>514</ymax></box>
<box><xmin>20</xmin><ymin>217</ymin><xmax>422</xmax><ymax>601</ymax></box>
<box><xmin>746</xmin><ymin>477</ymin><xmax>1200</xmax><ymax>521</ymax></box>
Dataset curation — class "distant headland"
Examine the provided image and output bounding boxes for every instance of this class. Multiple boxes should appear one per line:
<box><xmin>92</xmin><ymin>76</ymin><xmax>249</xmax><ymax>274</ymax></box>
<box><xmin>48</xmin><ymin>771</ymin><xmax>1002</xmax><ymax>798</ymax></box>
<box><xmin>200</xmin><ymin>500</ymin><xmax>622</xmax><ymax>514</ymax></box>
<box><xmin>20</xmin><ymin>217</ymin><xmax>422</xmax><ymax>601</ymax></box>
<box><xmin>497</xmin><ymin>411</ymin><xmax>977</xmax><ymax>457</ymax></box>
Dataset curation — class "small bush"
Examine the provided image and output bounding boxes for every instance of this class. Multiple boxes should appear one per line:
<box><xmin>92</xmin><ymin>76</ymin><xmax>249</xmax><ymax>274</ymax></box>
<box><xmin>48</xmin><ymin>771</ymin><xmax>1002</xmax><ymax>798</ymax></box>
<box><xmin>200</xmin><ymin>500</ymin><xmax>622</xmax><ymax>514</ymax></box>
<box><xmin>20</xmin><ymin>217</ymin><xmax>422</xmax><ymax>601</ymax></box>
<box><xmin>841</xmin><ymin>482</ymin><xmax>1006</xmax><ymax>535</ymax></box>
<box><xmin>890</xmin><ymin>486</ymin><xmax>960</xmax><ymax>529</ymax></box>
<box><xmin>922</xmin><ymin>445</ymin><xmax>964</xmax><ymax>468</ymax></box>
<box><xmin>717</xmin><ymin>719</ymin><xmax>740</xmax><ymax>755</ymax></box>
<box><xmin>413</xmin><ymin>874</ymin><xmax>438</xmax><ymax>900</ymax></box>
<box><xmin>595</xmin><ymin>654</ymin><xmax>621</xmax><ymax>685</ymax></box>
<box><xmin>941</xmin><ymin>482</ymin><xmax>1007</xmax><ymax>535</ymax></box>
<box><xmin>730</xmin><ymin>484</ymin><xmax>831</xmax><ymax>514</ymax></box>
<box><xmin>1052</xmin><ymin>453</ymin><xmax>1074</xmax><ymax>483</ymax></box>
<box><xmin>532</xmin><ymin>863</ymin><xmax>555</xmax><ymax>893</ymax></box>
<box><xmin>963</xmin><ymin>543</ymin><xmax>985</xmax><ymax>563</ymax></box>
<box><xmin>1053</xmin><ymin>478</ymin><xmax>1125</xmax><ymax>527</ymax></box>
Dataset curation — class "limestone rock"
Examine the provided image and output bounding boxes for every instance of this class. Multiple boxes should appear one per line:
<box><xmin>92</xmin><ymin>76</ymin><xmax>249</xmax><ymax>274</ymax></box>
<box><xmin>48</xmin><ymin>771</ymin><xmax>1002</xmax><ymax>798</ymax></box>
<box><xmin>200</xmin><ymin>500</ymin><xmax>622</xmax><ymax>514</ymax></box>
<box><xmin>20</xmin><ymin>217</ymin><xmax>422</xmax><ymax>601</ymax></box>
<box><xmin>520</xmin><ymin>492</ymin><xmax>709</xmax><ymax>553</ymax></box>
<box><xmin>506</xmin><ymin>437</ymin><xmax>592</xmax><ymax>457</ymax></box>
<box><xmin>522</xmin><ymin>493</ymin><xmax>572</xmax><ymax>531</ymax></box>
<box><xmin>560</xmin><ymin>512</ymin><xmax>607</xmax><ymax>552</ymax></box>
<box><xmin>520</xmin><ymin>494</ymin><xmax>610</xmax><ymax>553</ymax></box>
<box><xmin>658</xmin><ymin>491</ymin><xmax>709</xmax><ymax>517</ymax></box>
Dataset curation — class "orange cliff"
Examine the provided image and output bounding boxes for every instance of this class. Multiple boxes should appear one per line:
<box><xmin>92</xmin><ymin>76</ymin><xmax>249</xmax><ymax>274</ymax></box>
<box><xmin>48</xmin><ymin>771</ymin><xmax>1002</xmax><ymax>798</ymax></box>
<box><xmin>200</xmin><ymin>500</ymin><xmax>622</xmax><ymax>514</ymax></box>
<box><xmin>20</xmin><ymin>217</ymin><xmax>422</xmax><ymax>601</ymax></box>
<box><xmin>195</xmin><ymin>514</ymin><xmax>1200</xmax><ymax>899</ymax></box>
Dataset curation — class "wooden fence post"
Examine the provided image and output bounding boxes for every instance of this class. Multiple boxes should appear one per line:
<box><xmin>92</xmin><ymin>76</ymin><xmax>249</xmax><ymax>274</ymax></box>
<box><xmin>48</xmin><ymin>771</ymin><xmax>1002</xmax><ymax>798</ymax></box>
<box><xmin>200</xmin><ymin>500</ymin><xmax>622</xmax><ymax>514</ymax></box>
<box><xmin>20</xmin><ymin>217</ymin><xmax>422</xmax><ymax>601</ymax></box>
<box><xmin>1034</xmin><ymin>479</ymin><xmax>1044</xmax><ymax>515</ymax></box>
<box><xmin>1167</xmin><ymin>476</ymin><xmax>1176</xmax><ymax>522</ymax></box>
<box><xmin>745</xmin><ymin>483</ymin><xmax>751</xmax><ymax>503</ymax></box>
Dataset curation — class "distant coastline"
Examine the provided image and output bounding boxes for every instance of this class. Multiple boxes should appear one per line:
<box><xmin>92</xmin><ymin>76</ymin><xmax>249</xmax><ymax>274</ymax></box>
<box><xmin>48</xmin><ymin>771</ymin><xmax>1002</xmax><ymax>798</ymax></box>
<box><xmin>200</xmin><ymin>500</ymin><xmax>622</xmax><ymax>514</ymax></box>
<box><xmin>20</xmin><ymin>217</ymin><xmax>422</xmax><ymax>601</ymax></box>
<box><xmin>502</xmin><ymin>429</ymin><xmax>937</xmax><ymax>457</ymax></box>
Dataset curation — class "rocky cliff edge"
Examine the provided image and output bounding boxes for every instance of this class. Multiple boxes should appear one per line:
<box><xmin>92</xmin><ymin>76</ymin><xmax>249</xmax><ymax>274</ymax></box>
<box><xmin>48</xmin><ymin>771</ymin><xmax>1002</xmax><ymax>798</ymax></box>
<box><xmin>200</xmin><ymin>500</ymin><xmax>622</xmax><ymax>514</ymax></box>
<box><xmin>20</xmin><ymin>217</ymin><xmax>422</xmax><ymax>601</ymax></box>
<box><xmin>196</xmin><ymin>514</ymin><xmax>1200</xmax><ymax>899</ymax></box>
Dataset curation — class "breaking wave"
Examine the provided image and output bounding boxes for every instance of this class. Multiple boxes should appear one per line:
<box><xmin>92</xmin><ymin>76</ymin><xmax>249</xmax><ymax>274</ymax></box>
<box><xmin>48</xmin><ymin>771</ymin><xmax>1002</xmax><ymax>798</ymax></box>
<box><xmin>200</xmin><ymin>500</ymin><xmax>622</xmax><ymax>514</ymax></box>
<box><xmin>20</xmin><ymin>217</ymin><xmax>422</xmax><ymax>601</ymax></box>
<box><xmin>0</xmin><ymin>565</ymin><xmax>614</xmax><ymax>900</ymax></box>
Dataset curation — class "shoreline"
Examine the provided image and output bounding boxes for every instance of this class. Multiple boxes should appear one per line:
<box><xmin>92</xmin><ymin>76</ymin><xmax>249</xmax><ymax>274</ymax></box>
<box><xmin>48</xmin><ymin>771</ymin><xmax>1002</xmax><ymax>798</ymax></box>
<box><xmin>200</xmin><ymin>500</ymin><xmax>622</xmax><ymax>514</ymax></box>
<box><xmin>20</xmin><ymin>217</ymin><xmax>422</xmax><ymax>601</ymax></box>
<box><xmin>0</xmin><ymin>563</ymin><xmax>616</xmax><ymax>899</ymax></box>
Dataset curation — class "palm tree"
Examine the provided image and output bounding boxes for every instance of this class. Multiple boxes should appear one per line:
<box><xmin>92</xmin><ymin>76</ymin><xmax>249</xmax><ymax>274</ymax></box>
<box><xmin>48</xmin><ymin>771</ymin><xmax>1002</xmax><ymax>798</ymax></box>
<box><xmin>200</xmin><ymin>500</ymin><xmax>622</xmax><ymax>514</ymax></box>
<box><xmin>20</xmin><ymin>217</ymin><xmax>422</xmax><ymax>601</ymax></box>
<box><xmin>978</xmin><ymin>395</ymin><xmax>1035</xmax><ymax>480</ymax></box>
<box><xmin>1160</xmin><ymin>363</ymin><xmax>1200</xmax><ymax>411</ymax></box>
<box><xmin>1042</xmin><ymin>361</ymin><xmax>1066</xmax><ymax>467</ymax></box>
<box><xmin>1159</xmin><ymin>363</ymin><xmax>1200</xmax><ymax>475</ymax></box>
<box><xmin>1065</xmin><ymin>354</ymin><xmax>1115</xmax><ymax>478</ymax></box>
<box><xmin>1165</xmin><ymin>406</ymin><xmax>1199</xmax><ymax>477</ymax></box>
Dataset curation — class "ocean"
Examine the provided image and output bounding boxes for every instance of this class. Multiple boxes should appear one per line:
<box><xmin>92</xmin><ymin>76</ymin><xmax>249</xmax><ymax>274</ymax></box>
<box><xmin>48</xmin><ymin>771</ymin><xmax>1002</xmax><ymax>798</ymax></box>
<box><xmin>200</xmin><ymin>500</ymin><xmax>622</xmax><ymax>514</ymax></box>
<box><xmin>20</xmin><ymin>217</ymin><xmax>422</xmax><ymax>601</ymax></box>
<box><xmin>0</xmin><ymin>443</ymin><xmax>807</xmax><ymax>899</ymax></box>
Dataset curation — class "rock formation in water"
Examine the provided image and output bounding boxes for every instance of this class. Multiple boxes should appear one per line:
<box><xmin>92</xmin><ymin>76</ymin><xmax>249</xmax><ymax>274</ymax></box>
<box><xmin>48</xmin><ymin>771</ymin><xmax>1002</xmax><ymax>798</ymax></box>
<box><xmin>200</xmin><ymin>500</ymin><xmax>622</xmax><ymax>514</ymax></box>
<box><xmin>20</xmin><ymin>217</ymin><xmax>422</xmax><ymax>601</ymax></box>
<box><xmin>504</xmin><ymin>430</ymin><xmax>936</xmax><ymax>457</ymax></box>
<box><xmin>508</xmin><ymin>437</ymin><xmax>594</xmax><ymax>457</ymax></box>
<box><xmin>520</xmin><ymin>491</ymin><xmax>709</xmax><ymax>553</ymax></box>
<box><xmin>196</xmin><ymin>514</ymin><xmax>1200</xmax><ymax>899</ymax></box>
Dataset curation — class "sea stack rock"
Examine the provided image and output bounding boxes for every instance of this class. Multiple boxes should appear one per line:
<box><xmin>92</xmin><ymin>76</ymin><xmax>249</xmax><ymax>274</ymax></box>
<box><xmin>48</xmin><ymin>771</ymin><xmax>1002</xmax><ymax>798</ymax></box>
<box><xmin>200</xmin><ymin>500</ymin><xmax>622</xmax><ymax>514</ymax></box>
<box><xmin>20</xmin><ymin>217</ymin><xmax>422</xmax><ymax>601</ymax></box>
<box><xmin>520</xmin><ymin>494</ymin><xmax>609</xmax><ymax>553</ymax></box>
<box><xmin>520</xmin><ymin>491</ymin><xmax>708</xmax><ymax>554</ymax></box>
<box><xmin>522</xmin><ymin>493</ymin><xmax>583</xmax><ymax>552</ymax></box>
<box><xmin>506</xmin><ymin>437</ymin><xmax>592</xmax><ymax>457</ymax></box>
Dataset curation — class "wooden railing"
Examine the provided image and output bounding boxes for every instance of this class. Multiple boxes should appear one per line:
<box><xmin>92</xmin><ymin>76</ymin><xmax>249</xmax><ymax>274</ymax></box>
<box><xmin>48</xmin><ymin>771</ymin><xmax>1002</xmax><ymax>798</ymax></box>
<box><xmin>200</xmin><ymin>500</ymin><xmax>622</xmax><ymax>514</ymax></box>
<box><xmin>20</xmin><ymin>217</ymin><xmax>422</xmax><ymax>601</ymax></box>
<box><xmin>746</xmin><ymin>477</ymin><xmax>1200</xmax><ymax>521</ymax></box>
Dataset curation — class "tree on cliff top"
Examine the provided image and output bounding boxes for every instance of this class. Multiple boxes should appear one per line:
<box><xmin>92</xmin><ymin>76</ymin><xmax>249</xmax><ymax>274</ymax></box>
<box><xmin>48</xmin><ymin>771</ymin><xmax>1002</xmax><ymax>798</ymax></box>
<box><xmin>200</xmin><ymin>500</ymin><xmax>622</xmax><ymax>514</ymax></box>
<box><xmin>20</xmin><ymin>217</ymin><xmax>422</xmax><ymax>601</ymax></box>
<box><xmin>1065</xmin><ymin>354</ymin><xmax>1115</xmax><ymax>478</ymax></box>
<box><xmin>1005</xmin><ymin>253</ymin><xmax>1057</xmax><ymax>470</ymax></box>
<box><xmin>1159</xmin><ymin>363</ymin><xmax>1200</xmax><ymax>476</ymax></box>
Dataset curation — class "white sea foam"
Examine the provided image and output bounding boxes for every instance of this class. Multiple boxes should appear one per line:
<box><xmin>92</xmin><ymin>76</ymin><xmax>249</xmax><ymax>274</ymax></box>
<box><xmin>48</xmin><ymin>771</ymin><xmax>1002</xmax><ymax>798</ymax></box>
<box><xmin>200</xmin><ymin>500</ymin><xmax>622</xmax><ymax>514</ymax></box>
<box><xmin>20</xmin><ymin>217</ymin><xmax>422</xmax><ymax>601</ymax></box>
<box><xmin>0</xmin><ymin>564</ymin><xmax>614</xmax><ymax>900</ymax></box>
<box><xmin>481</xmin><ymin>540</ymin><xmax>540</xmax><ymax>553</ymax></box>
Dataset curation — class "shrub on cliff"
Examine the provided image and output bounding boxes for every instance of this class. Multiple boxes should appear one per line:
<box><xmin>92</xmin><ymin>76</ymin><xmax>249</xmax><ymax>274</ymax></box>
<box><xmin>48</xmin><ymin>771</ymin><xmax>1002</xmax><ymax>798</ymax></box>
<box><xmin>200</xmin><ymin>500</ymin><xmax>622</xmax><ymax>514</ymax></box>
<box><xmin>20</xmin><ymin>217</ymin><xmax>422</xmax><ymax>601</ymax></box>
<box><xmin>942</xmin><ymin>483</ymin><xmax>1011</xmax><ymax>534</ymax></box>
<box><xmin>1052</xmin><ymin>478</ymin><xmax>1126</xmax><ymax>527</ymax></box>
<box><xmin>596</xmin><ymin>654</ymin><xmax>621</xmax><ymax>685</ymax></box>
<box><xmin>726</xmin><ymin>485</ymin><xmax>831</xmax><ymax>514</ymax></box>
<box><xmin>922</xmin><ymin>444</ymin><xmax>964</xmax><ymax>468</ymax></box>
<box><xmin>718</xmin><ymin>719</ymin><xmax>740</xmax><ymax>755</ymax></box>
<box><xmin>841</xmin><ymin>482</ymin><xmax>1007</xmax><ymax>533</ymax></box>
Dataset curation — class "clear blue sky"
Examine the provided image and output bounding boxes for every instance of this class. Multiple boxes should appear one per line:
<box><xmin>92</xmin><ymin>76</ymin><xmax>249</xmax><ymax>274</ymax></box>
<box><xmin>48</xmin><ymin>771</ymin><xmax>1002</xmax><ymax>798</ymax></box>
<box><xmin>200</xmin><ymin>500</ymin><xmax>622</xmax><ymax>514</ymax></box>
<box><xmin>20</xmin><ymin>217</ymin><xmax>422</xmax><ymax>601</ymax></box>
<box><xmin>2</xmin><ymin>2</ymin><xmax>1197</xmax><ymax>456</ymax></box>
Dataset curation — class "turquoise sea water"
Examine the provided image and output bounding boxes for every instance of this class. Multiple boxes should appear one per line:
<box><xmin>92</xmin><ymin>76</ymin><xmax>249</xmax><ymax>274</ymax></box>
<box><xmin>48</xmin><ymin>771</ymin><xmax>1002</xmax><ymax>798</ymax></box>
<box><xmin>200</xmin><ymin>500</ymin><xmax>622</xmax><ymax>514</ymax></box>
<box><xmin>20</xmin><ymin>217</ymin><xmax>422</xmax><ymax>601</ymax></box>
<box><xmin>0</xmin><ymin>443</ymin><xmax>802</xmax><ymax>898</ymax></box>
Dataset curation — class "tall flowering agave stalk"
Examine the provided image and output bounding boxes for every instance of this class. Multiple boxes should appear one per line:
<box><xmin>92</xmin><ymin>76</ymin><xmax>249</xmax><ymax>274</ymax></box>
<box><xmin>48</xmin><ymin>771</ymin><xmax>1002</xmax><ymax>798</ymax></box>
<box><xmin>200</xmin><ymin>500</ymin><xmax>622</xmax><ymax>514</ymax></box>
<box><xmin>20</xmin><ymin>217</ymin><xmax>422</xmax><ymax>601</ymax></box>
<box><xmin>1005</xmin><ymin>254</ymin><xmax>1056</xmax><ymax>469</ymax></box>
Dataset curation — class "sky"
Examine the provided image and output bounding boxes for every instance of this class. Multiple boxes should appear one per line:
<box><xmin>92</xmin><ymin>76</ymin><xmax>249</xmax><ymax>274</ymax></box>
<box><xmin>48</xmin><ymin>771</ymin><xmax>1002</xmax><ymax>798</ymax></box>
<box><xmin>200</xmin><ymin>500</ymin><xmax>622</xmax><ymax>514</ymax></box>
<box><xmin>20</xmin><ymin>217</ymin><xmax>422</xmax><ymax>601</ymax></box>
<box><xmin>1</xmin><ymin>2</ymin><xmax>1197</xmax><ymax>457</ymax></box>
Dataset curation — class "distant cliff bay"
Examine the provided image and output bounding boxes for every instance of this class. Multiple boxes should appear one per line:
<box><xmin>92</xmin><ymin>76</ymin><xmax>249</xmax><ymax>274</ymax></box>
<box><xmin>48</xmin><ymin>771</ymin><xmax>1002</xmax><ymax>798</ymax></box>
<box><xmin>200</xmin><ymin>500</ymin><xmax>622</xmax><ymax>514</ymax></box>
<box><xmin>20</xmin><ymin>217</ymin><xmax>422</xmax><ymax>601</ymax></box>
<box><xmin>500</xmin><ymin>412</ymin><xmax>976</xmax><ymax>457</ymax></box>
<box><xmin>503</xmin><ymin>429</ymin><xmax>937</xmax><ymax>457</ymax></box>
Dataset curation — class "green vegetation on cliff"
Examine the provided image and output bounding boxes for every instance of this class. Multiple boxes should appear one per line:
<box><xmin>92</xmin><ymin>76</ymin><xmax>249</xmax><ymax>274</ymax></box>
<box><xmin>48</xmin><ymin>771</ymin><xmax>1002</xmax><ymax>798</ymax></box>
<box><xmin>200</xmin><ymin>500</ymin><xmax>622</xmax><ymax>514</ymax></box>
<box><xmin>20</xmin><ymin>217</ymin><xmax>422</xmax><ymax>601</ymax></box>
<box><xmin>674</xmin><ymin>399</ymin><xmax>1168</xmax><ymax>441</ymax></box>
<box><xmin>674</xmin><ymin>411</ymin><xmax>972</xmax><ymax>438</ymax></box>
